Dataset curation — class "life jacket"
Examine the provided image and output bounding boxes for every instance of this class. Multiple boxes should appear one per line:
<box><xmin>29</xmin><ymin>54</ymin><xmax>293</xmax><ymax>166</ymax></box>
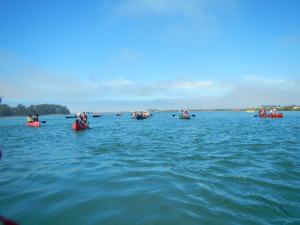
<box><xmin>81</xmin><ymin>115</ymin><xmax>87</xmax><ymax>122</ymax></box>
<box><xmin>27</xmin><ymin>117</ymin><xmax>34</xmax><ymax>123</ymax></box>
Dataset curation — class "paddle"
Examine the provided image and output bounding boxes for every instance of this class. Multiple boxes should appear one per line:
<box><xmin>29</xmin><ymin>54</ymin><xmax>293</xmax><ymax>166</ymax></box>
<box><xmin>41</xmin><ymin>121</ymin><xmax>46</xmax><ymax>123</ymax></box>
<box><xmin>0</xmin><ymin>215</ymin><xmax>19</xmax><ymax>225</ymax></box>
<box><xmin>77</xmin><ymin>118</ymin><xmax>91</xmax><ymax>129</ymax></box>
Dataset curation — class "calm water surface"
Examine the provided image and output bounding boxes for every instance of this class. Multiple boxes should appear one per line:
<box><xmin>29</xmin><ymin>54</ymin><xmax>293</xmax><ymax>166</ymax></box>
<box><xmin>0</xmin><ymin>111</ymin><xmax>299</xmax><ymax>225</ymax></box>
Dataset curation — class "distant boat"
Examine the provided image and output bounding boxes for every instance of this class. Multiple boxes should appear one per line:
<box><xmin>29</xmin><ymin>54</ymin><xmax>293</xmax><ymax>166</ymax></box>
<box><xmin>131</xmin><ymin>112</ymin><xmax>147</xmax><ymax>120</ymax></box>
<box><xmin>258</xmin><ymin>113</ymin><xmax>283</xmax><ymax>118</ymax></box>
<box><xmin>179</xmin><ymin>114</ymin><xmax>190</xmax><ymax>119</ymax></box>
<box><xmin>93</xmin><ymin>113</ymin><xmax>101</xmax><ymax>117</ymax></box>
<box><xmin>136</xmin><ymin>114</ymin><xmax>147</xmax><ymax>120</ymax></box>
<box><xmin>116</xmin><ymin>113</ymin><xmax>122</xmax><ymax>116</ymax></box>
<box><xmin>65</xmin><ymin>114</ymin><xmax>77</xmax><ymax>118</ymax></box>
<box><xmin>179</xmin><ymin>112</ymin><xmax>190</xmax><ymax>119</ymax></box>
<box><xmin>246</xmin><ymin>109</ymin><xmax>255</xmax><ymax>113</ymax></box>
<box><xmin>132</xmin><ymin>111</ymin><xmax>150</xmax><ymax>119</ymax></box>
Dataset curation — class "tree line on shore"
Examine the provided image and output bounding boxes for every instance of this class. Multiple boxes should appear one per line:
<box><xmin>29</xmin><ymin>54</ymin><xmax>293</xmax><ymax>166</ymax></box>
<box><xmin>1</xmin><ymin>103</ymin><xmax>298</xmax><ymax>117</ymax></box>
<box><xmin>0</xmin><ymin>104</ymin><xmax>70</xmax><ymax>117</ymax></box>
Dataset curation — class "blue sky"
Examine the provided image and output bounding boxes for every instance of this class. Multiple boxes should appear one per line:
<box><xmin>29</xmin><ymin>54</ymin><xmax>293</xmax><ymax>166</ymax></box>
<box><xmin>0</xmin><ymin>0</ymin><xmax>299</xmax><ymax>112</ymax></box>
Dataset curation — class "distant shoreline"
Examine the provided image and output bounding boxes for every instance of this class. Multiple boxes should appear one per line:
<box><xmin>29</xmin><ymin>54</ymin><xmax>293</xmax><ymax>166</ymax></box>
<box><xmin>1</xmin><ymin>107</ymin><xmax>299</xmax><ymax>118</ymax></box>
<box><xmin>0</xmin><ymin>114</ymin><xmax>66</xmax><ymax>118</ymax></box>
<box><xmin>74</xmin><ymin>107</ymin><xmax>300</xmax><ymax>114</ymax></box>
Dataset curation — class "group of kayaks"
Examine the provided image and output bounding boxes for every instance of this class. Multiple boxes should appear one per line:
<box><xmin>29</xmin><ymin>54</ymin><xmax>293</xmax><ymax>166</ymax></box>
<box><xmin>26</xmin><ymin>120</ymin><xmax>90</xmax><ymax>130</ymax></box>
<box><xmin>27</xmin><ymin>110</ymin><xmax>284</xmax><ymax>130</ymax></box>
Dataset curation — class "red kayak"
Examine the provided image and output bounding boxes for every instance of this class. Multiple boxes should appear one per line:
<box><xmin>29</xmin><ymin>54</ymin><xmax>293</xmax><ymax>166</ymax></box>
<box><xmin>72</xmin><ymin>121</ymin><xmax>89</xmax><ymax>130</ymax></box>
<box><xmin>258</xmin><ymin>113</ymin><xmax>283</xmax><ymax>118</ymax></box>
<box><xmin>27</xmin><ymin>122</ymin><xmax>40</xmax><ymax>127</ymax></box>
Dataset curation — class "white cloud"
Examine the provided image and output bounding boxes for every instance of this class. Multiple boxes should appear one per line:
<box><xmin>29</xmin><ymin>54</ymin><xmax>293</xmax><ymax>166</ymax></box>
<box><xmin>1</xmin><ymin>51</ymin><xmax>299</xmax><ymax>110</ymax></box>
<box><xmin>242</xmin><ymin>76</ymin><xmax>287</xmax><ymax>85</ymax></box>
<box><xmin>169</xmin><ymin>80</ymin><xmax>213</xmax><ymax>89</ymax></box>
<box><xmin>105</xmin><ymin>79</ymin><xmax>132</xmax><ymax>88</ymax></box>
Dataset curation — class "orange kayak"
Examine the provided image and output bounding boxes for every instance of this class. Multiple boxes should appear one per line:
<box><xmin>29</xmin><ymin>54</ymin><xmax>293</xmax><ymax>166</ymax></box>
<box><xmin>27</xmin><ymin>122</ymin><xmax>41</xmax><ymax>127</ymax></box>
<box><xmin>72</xmin><ymin>121</ymin><xmax>89</xmax><ymax>130</ymax></box>
<box><xmin>258</xmin><ymin>113</ymin><xmax>283</xmax><ymax>118</ymax></box>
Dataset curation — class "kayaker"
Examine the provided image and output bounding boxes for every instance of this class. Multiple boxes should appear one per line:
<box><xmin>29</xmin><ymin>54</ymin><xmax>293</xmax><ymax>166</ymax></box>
<box><xmin>258</xmin><ymin>108</ymin><xmax>266</xmax><ymax>115</ymax></box>
<box><xmin>76</xmin><ymin>112</ymin><xmax>88</xmax><ymax>124</ymax></box>
<box><xmin>75</xmin><ymin>113</ymin><xmax>81</xmax><ymax>122</ymax></box>
<box><xmin>33</xmin><ymin>114</ymin><xmax>39</xmax><ymax>122</ymax></box>
<box><xmin>26</xmin><ymin>114</ymin><xmax>34</xmax><ymax>123</ymax></box>
<box><xmin>81</xmin><ymin>112</ymin><xmax>88</xmax><ymax>124</ymax></box>
<box><xmin>184</xmin><ymin>110</ymin><xmax>189</xmax><ymax>115</ymax></box>
<box><xmin>270</xmin><ymin>108</ymin><xmax>276</xmax><ymax>115</ymax></box>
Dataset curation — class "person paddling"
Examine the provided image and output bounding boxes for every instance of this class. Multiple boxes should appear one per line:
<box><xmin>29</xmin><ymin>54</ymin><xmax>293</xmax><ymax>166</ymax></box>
<box><xmin>76</xmin><ymin>112</ymin><xmax>88</xmax><ymax>125</ymax></box>
<box><xmin>26</xmin><ymin>114</ymin><xmax>34</xmax><ymax>123</ymax></box>
<box><xmin>81</xmin><ymin>112</ymin><xmax>88</xmax><ymax>124</ymax></box>
<box><xmin>33</xmin><ymin>114</ymin><xmax>39</xmax><ymax>122</ymax></box>
<box><xmin>270</xmin><ymin>108</ymin><xmax>276</xmax><ymax>115</ymax></box>
<box><xmin>258</xmin><ymin>108</ymin><xmax>266</xmax><ymax>116</ymax></box>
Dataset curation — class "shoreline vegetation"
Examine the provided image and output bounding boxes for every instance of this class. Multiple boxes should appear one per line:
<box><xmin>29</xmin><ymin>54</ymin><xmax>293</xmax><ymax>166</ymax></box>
<box><xmin>0</xmin><ymin>104</ymin><xmax>70</xmax><ymax>117</ymax></box>
<box><xmin>0</xmin><ymin>104</ymin><xmax>299</xmax><ymax>117</ymax></box>
<box><xmin>86</xmin><ymin>106</ymin><xmax>300</xmax><ymax>114</ymax></box>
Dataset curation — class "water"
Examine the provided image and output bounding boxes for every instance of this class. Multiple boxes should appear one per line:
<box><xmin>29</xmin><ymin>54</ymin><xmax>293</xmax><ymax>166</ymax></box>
<box><xmin>0</xmin><ymin>111</ymin><xmax>299</xmax><ymax>225</ymax></box>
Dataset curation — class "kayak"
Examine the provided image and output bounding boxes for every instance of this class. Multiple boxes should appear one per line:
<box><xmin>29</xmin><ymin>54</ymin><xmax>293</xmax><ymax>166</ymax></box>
<box><xmin>136</xmin><ymin>114</ymin><xmax>147</xmax><ymax>120</ymax></box>
<box><xmin>179</xmin><ymin>114</ymin><xmax>190</xmax><ymax>119</ymax></box>
<box><xmin>258</xmin><ymin>113</ymin><xmax>283</xmax><ymax>118</ymax></box>
<box><xmin>72</xmin><ymin>121</ymin><xmax>89</xmax><ymax>130</ymax></box>
<box><xmin>27</xmin><ymin>122</ymin><xmax>40</xmax><ymax>127</ymax></box>
<box><xmin>65</xmin><ymin>115</ymin><xmax>77</xmax><ymax>118</ymax></box>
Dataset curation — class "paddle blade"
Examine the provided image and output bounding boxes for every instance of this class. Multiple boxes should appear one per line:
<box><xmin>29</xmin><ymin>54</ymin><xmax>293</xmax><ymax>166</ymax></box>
<box><xmin>42</xmin><ymin>121</ymin><xmax>46</xmax><ymax>123</ymax></box>
<box><xmin>191</xmin><ymin>115</ymin><xmax>196</xmax><ymax>117</ymax></box>
<box><xmin>0</xmin><ymin>216</ymin><xmax>19</xmax><ymax>225</ymax></box>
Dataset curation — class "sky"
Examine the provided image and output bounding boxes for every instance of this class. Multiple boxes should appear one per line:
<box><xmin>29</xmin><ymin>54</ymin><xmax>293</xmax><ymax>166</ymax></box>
<box><xmin>0</xmin><ymin>0</ymin><xmax>300</xmax><ymax>112</ymax></box>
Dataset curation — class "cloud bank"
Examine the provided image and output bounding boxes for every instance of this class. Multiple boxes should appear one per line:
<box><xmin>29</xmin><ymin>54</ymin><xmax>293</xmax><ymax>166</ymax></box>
<box><xmin>1</xmin><ymin>51</ymin><xmax>299</xmax><ymax>112</ymax></box>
